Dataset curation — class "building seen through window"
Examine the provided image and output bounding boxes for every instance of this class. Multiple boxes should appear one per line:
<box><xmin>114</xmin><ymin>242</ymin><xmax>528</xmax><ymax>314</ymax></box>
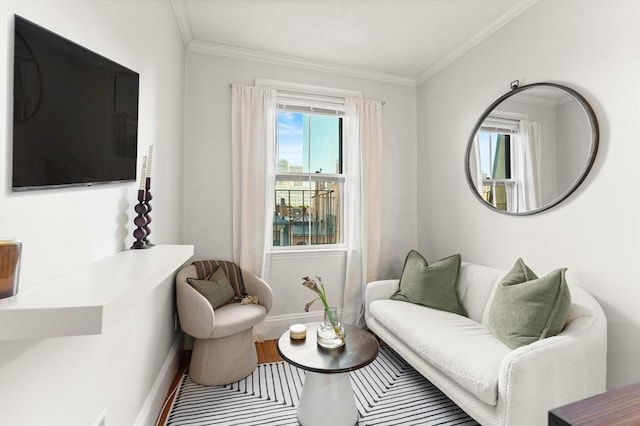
<box><xmin>274</xmin><ymin>111</ymin><xmax>343</xmax><ymax>247</ymax></box>
<box><xmin>477</xmin><ymin>113</ymin><xmax>520</xmax><ymax>212</ymax></box>
<box><xmin>478</xmin><ymin>130</ymin><xmax>513</xmax><ymax>211</ymax></box>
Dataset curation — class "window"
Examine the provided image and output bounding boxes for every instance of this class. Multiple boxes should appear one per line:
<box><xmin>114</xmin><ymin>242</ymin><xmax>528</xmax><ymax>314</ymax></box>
<box><xmin>478</xmin><ymin>116</ymin><xmax>518</xmax><ymax>211</ymax></box>
<box><xmin>273</xmin><ymin>111</ymin><xmax>344</xmax><ymax>247</ymax></box>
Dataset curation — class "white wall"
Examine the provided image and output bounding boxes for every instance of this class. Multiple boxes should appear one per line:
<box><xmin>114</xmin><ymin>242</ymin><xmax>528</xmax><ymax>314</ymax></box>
<box><xmin>417</xmin><ymin>0</ymin><xmax>640</xmax><ymax>390</ymax></box>
<box><xmin>0</xmin><ymin>1</ymin><xmax>185</xmax><ymax>289</ymax></box>
<box><xmin>182</xmin><ymin>53</ymin><xmax>417</xmax><ymax>329</ymax></box>
<box><xmin>0</xmin><ymin>1</ymin><xmax>186</xmax><ymax>424</ymax></box>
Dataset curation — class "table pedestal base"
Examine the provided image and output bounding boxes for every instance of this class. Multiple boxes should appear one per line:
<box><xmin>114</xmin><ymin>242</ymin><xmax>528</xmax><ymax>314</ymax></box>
<box><xmin>297</xmin><ymin>371</ymin><xmax>358</xmax><ymax>426</ymax></box>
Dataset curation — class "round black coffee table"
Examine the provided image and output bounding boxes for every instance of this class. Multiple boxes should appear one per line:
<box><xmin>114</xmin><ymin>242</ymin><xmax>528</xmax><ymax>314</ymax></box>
<box><xmin>277</xmin><ymin>322</ymin><xmax>379</xmax><ymax>426</ymax></box>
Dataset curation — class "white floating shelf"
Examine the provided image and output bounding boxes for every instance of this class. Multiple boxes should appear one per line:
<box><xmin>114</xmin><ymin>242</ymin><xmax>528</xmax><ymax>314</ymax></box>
<box><xmin>0</xmin><ymin>245</ymin><xmax>194</xmax><ymax>341</ymax></box>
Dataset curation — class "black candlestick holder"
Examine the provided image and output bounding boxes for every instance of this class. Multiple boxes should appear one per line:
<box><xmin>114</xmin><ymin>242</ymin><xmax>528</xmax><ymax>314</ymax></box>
<box><xmin>143</xmin><ymin>177</ymin><xmax>154</xmax><ymax>247</ymax></box>
<box><xmin>131</xmin><ymin>189</ymin><xmax>148</xmax><ymax>249</ymax></box>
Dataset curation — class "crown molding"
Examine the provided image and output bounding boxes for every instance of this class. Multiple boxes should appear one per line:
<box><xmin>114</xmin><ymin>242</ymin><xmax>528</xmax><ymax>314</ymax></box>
<box><xmin>189</xmin><ymin>40</ymin><xmax>417</xmax><ymax>87</ymax></box>
<box><xmin>172</xmin><ymin>0</ymin><xmax>538</xmax><ymax>87</ymax></box>
<box><xmin>416</xmin><ymin>0</ymin><xmax>538</xmax><ymax>85</ymax></box>
<box><xmin>170</xmin><ymin>0</ymin><xmax>192</xmax><ymax>49</ymax></box>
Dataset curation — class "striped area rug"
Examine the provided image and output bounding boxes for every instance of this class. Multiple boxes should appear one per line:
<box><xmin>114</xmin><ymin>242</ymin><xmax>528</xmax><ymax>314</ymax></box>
<box><xmin>166</xmin><ymin>346</ymin><xmax>479</xmax><ymax>426</ymax></box>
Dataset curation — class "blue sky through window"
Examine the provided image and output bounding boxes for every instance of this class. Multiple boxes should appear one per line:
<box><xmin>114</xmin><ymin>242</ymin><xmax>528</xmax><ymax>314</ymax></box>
<box><xmin>478</xmin><ymin>131</ymin><xmax>498</xmax><ymax>178</ymax></box>
<box><xmin>277</xmin><ymin>110</ymin><xmax>341</xmax><ymax>173</ymax></box>
<box><xmin>278</xmin><ymin>111</ymin><xmax>304</xmax><ymax>168</ymax></box>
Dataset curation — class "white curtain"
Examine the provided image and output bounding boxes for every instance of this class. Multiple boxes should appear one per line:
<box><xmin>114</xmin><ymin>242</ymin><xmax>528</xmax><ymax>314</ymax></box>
<box><xmin>514</xmin><ymin>120</ymin><xmax>542</xmax><ymax>212</ymax></box>
<box><xmin>341</xmin><ymin>98</ymin><xmax>383</xmax><ymax>327</ymax></box>
<box><xmin>230</xmin><ymin>84</ymin><xmax>277</xmax><ymax>278</ymax></box>
<box><xmin>470</xmin><ymin>135</ymin><xmax>484</xmax><ymax>194</ymax></box>
<box><xmin>505</xmin><ymin>181</ymin><xmax>518</xmax><ymax>212</ymax></box>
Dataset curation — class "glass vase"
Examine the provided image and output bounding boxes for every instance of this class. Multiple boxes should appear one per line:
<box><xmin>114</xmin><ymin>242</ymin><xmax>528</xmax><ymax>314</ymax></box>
<box><xmin>317</xmin><ymin>305</ymin><xmax>346</xmax><ymax>349</ymax></box>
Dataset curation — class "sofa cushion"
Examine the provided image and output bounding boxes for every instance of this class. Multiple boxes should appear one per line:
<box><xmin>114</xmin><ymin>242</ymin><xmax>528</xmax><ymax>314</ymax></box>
<box><xmin>458</xmin><ymin>262</ymin><xmax>506</xmax><ymax>323</ymax></box>
<box><xmin>391</xmin><ymin>251</ymin><xmax>466</xmax><ymax>316</ymax></box>
<box><xmin>488</xmin><ymin>258</ymin><xmax>572</xmax><ymax>349</ymax></box>
<box><xmin>187</xmin><ymin>267</ymin><xmax>236</xmax><ymax>309</ymax></box>
<box><xmin>370</xmin><ymin>299</ymin><xmax>510</xmax><ymax>406</ymax></box>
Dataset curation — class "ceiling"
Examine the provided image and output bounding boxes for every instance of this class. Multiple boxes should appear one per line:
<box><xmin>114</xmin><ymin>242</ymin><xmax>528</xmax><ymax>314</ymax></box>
<box><xmin>171</xmin><ymin>0</ymin><xmax>537</xmax><ymax>86</ymax></box>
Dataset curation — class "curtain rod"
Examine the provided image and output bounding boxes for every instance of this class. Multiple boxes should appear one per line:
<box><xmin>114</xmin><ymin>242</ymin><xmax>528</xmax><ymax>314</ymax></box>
<box><xmin>229</xmin><ymin>83</ymin><xmax>385</xmax><ymax>105</ymax></box>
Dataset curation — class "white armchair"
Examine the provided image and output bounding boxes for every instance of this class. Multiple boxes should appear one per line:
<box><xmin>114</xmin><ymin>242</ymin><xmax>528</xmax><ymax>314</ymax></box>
<box><xmin>176</xmin><ymin>263</ymin><xmax>273</xmax><ymax>386</ymax></box>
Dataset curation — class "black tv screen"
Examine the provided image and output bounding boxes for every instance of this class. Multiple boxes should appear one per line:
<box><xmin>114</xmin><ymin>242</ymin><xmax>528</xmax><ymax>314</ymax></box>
<box><xmin>12</xmin><ymin>15</ymin><xmax>139</xmax><ymax>191</ymax></box>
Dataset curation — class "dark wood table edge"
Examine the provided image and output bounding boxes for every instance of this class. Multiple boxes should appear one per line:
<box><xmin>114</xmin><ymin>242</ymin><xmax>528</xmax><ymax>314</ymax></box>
<box><xmin>548</xmin><ymin>382</ymin><xmax>640</xmax><ymax>426</ymax></box>
<box><xmin>277</xmin><ymin>323</ymin><xmax>380</xmax><ymax>374</ymax></box>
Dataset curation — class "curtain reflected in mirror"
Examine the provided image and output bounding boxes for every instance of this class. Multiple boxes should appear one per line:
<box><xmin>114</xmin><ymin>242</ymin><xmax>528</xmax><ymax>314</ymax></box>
<box><xmin>13</xmin><ymin>32</ymin><xmax>42</xmax><ymax>123</ymax></box>
<box><xmin>465</xmin><ymin>83</ymin><xmax>598</xmax><ymax>215</ymax></box>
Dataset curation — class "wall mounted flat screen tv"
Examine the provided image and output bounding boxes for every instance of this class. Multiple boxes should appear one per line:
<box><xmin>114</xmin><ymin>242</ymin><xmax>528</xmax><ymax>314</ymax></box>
<box><xmin>12</xmin><ymin>15</ymin><xmax>139</xmax><ymax>191</ymax></box>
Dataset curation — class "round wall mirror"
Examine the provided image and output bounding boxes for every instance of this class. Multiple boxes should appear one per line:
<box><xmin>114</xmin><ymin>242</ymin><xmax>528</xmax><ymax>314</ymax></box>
<box><xmin>465</xmin><ymin>82</ymin><xmax>599</xmax><ymax>215</ymax></box>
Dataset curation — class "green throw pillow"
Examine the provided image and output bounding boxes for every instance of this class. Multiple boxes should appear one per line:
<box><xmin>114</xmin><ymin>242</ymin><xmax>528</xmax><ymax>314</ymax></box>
<box><xmin>488</xmin><ymin>258</ymin><xmax>572</xmax><ymax>349</ymax></box>
<box><xmin>391</xmin><ymin>250</ymin><xmax>466</xmax><ymax>316</ymax></box>
<box><xmin>187</xmin><ymin>267</ymin><xmax>236</xmax><ymax>309</ymax></box>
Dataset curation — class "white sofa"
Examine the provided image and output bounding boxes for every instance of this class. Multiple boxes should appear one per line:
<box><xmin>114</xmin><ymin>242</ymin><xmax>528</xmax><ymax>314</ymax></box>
<box><xmin>364</xmin><ymin>262</ymin><xmax>607</xmax><ymax>426</ymax></box>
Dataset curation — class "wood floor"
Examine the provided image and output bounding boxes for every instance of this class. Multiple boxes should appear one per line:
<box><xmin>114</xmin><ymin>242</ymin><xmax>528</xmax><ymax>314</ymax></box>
<box><xmin>155</xmin><ymin>340</ymin><xmax>282</xmax><ymax>426</ymax></box>
<box><xmin>256</xmin><ymin>339</ymin><xmax>283</xmax><ymax>364</ymax></box>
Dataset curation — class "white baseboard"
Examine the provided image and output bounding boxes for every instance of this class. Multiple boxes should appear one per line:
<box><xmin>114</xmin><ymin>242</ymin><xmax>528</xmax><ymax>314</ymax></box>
<box><xmin>257</xmin><ymin>311</ymin><xmax>330</xmax><ymax>340</ymax></box>
<box><xmin>134</xmin><ymin>332</ymin><xmax>184</xmax><ymax>426</ymax></box>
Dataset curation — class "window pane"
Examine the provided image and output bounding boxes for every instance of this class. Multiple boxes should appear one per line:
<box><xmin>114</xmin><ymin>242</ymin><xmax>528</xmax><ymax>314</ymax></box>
<box><xmin>273</xmin><ymin>180</ymin><xmax>341</xmax><ymax>246</ymax></box>
<box><xmin>277</xmin><ymin>111</ymin><xmax>341</xmax><ymax>174</ymax></box>
<box><xmin>479</xmin><ymin>130</ymin><xmax>513</xmax><ymax>211</ymax></box>
<box><xmin>307</xmin><ymin>115</ymin><xmax>341</xmax><ymax>174</ymax></box>
<box><xmin>277</xmin><ymin>111</ymin><xmax>305</xmax><ymax>173</ymax></box>
<box><xmin>478</xmin><ymin>131</ymin><xmax>511</xmax><ymax>179</ymax></box>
